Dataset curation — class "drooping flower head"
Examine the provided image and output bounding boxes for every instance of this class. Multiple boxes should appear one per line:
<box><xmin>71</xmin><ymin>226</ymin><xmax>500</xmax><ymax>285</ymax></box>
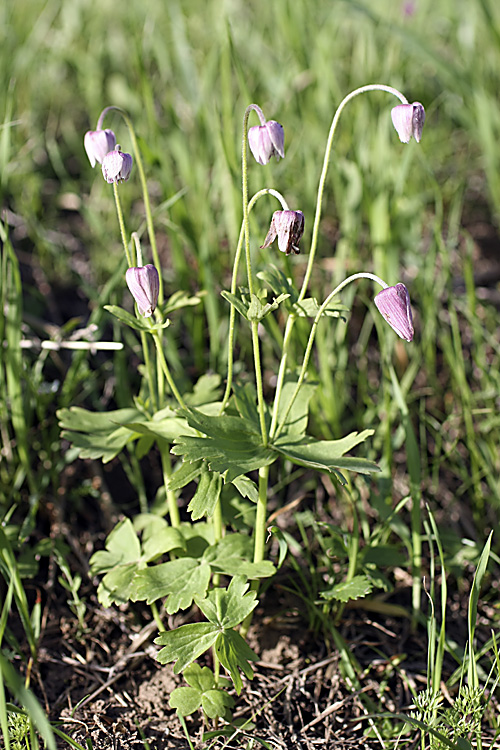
<box><xmin>391</xmin><ymin>102</ymin><xmax>425</xmax><ymax>143</ymax></box>
<box><xmin>248</xmin><ymin>120</ymin><xmax>285</xmax><ymax>165</ymax></box>
<box><xmin>102</xmin><ymin>148</ymin><xmax>133</xmax><ymax>184</ymax></box>
<box><xmin>125</xmin><ymin>265</ymin><xmax>160</xmax><ymax>317</ymax></box>
<box><xmin>84</xmin><ymin>129</ymin><xmax>116</xmax><ymax>168</ymax></box>
<box><xmin>374</xmin><ymin>283</ymin><xmax>414</xmax><ymax>341</ymax></box>
<box><xmin>261</xmin><ymin>210</ymin><xmax>305</xmax><ymax>256</ymax></box>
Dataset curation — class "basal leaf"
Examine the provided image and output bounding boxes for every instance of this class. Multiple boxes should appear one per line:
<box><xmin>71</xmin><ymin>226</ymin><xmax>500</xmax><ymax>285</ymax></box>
<box><xmin>203</xmin><ymin>534</ymin><xmax>275</xmax><ymax>579</ymax></box>
<box><xmin>97</xmin><ymin>562</ymin><xmax>140</xmax><ymax>607</ymax></box>
<box><xmin>196</xmin><ymin>575</ymin><xmax>257</xmax><ymax>629</ymax></box>
<box><xmin>320</xmin><ymin>574</ymin><xmax>373</xmax><ymax>603</ymax></box>
<box><xmin>58</xmin><ymin>406</ymin><xmax>147</xmax><ymax>462</ymax></box>
<box><xmin>275</xmin><ymin>376</ymin><xmax>317</xmax><ymax>438</ymax></box>
<box><xmin>131</xmin><ymin>558</ymin><xmax>211</xmax><ymax>613</ymax></box>
<box><xmin>215</xmin><ymin>629</ymin><xmax>258</xmax><ymax>694</ymax></box>
<box><xmin>188</xmin><ymin>467</ymin><xmax>223</xmax><ymax>520</ymax></box>
<box><xmin>169</xmin><ymin>686</ymin><xmax>202</xmax><ymax>717</ymax></box>
<box><xmin>172</xmin><ymin>408</ymin><xmax>276</xmax><ymax>482</ymax></box>
<box><xmin>167</xmin><ymin>459</ymin><xmax>203</xmax><ymax>491</ymax></box>
<box><xmin>231</xmin><ymin>475</ymin><xmax>258</xmax><ymax>503</ymax></box>
<box><xmin>201</xmin><ymin>689</ymin><xmax>235</xmax><ymax>720</ymax></box>
<box><xmin>155</xmin><ymin>623</ymin><xmax>219</xmax><ymax>672</ymax></box>
<box><xmin>183</xmin><ymin>663</ymin><xmax>216</xmax><ymax>692</ymax></box>
<box><xmin>90</xmin><ymin>519</ymin><xmax>141</xmax><ymax>574</ymax></box>
<box><xmin>274</xmin><ymin>431</ymin><xmax>380</xmax><ymax>480</ymax></box>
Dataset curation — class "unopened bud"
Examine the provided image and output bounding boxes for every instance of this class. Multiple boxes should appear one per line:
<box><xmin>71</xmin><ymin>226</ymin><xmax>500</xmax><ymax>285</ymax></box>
<box><xmin>374</xmin><ymin>283</ymin><xmax>414</xmax><ymax>341</ymax></box>
<box><xmin>261</xmin><ymin>210</ymin><xmax>305</xmax><ymax>256</ymax></box>
<box><xmin>125</xmin><ymin>265</ymin><xmax>160</xmax><ymax>317</ymax></box>
<box><xmin>248</xmin><ymin>120</ymin><xmax>285</xmax><ymax>165</ymax></box>
<box><xmin>102</xmin><ymin>149</ymin><xmax>133</xmax><ymax>183</ymax></box>
<box><xmin>84</xmin><ymin>129</ymin><xmax>116</xmax><ymax>168</ymax></box>
<box><xmin>391</xmin><ymin>102</ymin><xmax>425</xmax><ymax>143</ymax></box>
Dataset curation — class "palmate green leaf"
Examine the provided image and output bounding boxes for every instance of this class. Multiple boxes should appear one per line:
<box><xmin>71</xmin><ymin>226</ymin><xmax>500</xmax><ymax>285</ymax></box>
<box><xmin>232</xmin><ymin>382</ymin><xmax>262</xmax><ymax>430</ymax></box>
<box><xmin>123</xmin><ymin>407</ymin><xmax>195</xmax><ymax>442</ymax></box>
<box><xmin>155</xmin><ymin>622</ymin><xmax>219</xmax><ymax>672</ymax></box>
<box><xmin>58</xmin><ymin>406</ymin><xmax>146</xmax><ymax>462</ymax></box>
<box><xmin>167</xmin><ymin>459</ymin><xmax>203</xmax><ymax>491</ymax></box>
<box><xmin>188</xmin><ymin>466</ymin><xmax>223</xmax><ymax>520</ymax></box>
<box><xmin>90</xmin><ymin>519</ymin><xmax>141</xmax><ymax>574</ymax></box>
<box><xmin>97</xmin><ymin>562</ymin><xmax>139</xmax><ymax>607</ymax></box>
<box><xmin>275</xmin><ymin>377</ymin><xmax>317</xmax><ymax>438</ymax></box>
<box><xmin>131</xmin><ymin>558</ymin><xmax>211</xmax><ymax>613</ymax></box>
<box><xmin>196</xmin><ymin>575</ymin><xmax>257</xmax><ymax>629</ymax></box>
<box><xmin>184</xmin><ymin>373</ymin><xmax>222</xmax><ymax>406</ymax></box>
<box><xmin>104</xmin><ymin>304</ymin><xmax>171</xmax><ymax>331</ymax></box>
<box><xmin>292</xmin><ymin>297</ymin><xmax>348</xmax><ymax>318</ymax></box>
<box><xmin>215</xmin><ymin>629</ymin><xmax>258</xmax><ymax>694</ymax></box>
<box><xmin>203</xmin><ymin>535</ymin><xmax>275</xmax><ymax>579</ymax></box>
<box><xmin>320</xmin><ymin>574</ymin><xmax>373</xmax><ymax>603</ymax></box>
<box><xmin>169</xmin><ymin>664</ymin><xmax>234</xmax><ymax>720</ymax></box>
<box><xmin>274</xmin><ymin>430</ymin><xmax>379</xmax><ymax>483</ymax></box>
<box><xmin>172</xmin><ymin>407</ymin><xmax>276</xmax><ymax>482</ymax></box>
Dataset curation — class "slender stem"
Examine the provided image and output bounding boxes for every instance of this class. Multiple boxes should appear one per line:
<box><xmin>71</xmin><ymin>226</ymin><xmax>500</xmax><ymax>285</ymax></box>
<box><xmin>220</xmin><ymin>189</ymin><xmax>289</xmax><ymax>413</ymax></box>
<box><xmin>160</xmin><ymin>444</ymin><xmax>180</xmax><ymax>527</ymax></box>
<box><xmin>298</xmin><ymin>84</ymin><xmax>407</xmax><ymax>302</ymax></box>
<box><xmin>251</xmin><ymin>320</ymin><xmax>268</xmax><ymax>447</ymax></box>
<box><xmin>98</xmin><ymin>106</ymin><xmax>163</xmax><ymax>302</ymax></box>
<box><xmin>112</xmin><ymin>182</ymin><xmax>132</xmax><ymax>267</ymax></box>
<box><xmin>274</xmin><ymin>273</ymin><xmax>388</xmax><ymax>440</ymax></box>
<box><xmin>150</xmin><ymin>601</ymin><xmax>165</xmax><ymax>632</ymax></box>
<box><xmin>152</xmin><ymin>331</ymin><xmax>187</xmax><ymax>410</ymax></box>
<box><xmin>267</xmin><ymin>85</ymin><xmax>408</xmax><ymax>444</ymax></box>
<box><xmin>240</xmin><ymin>463</ymin><xmax>270</xmax><ymax>638</ymax></box>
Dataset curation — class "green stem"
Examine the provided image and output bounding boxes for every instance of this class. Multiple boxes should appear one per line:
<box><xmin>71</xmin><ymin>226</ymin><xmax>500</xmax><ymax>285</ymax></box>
<box><xmin>240</xmin><ymin>463</ymin><xmax>270</xmax><ymax>638</ymax></box>
<box><xmin>274</xmin><ymin>272</ymin><xmax>388</xmax><ymax>440</ymax></box>
<box><xmin>112</xmin><ymin>182</ymin><xmax>132</xmax><ymax>267</ymax></box>
<box><xmin>298</xmin><ymin>84</ymin><xmax>407</xmax><ymax>303</ymax></box>
<box><xmin>98</xmin><ymin>106</ymin><xmax>163</xmax><ymax>302</ymax></box>
<box><xmin>220</xmin><ymin>189</ymin><xmax>289</xmax><ymax>414</ymax></box>
<box><xmin>152</xmin><ymin>331</ymin><xmax>187</xmax><ymax>410</ymax></box>
<box><xmin>268</xmin><ymin>85</ymin><xmax>408</xmax><ymax>433</ymax></box>
<box><xmin>160</xmin><ymin>444</ymin><xmax>180</xmax><ymax>528</ymax></box>
<box><xmin>150</xmin><ymin>601</ymin><xmax>165</xmax><ymax>632</ymax></box>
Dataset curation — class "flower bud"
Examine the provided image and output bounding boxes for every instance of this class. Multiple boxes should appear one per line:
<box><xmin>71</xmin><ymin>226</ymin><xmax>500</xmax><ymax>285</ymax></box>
<box><xmin>102</xmin><ymin>149</ymin><xmax>133</xmax><ymax>183</ymax></box>
<box><xmin>84</xmin><ymin>129</ymin><xmax>116</xmax><ymax>168</ymax></box>
<box><xmin>391</xmin><ymin>102</ymin><xmax>425</xmax><ymax>143</ymax></box>
<box><xmin>261</xmin><ymin>210</ymin><xmax>305</xmax><ymax>256</ymax></box>
<box><xmin>248</xmin><ymin>120</ymin><xmax>285</xmax><ymax>165</ymax></box>
<box><xmin>125</xmin><ymin>264</ymin><xmax>160</xmax><ymax>317</ymax></box>
<box><xmin>374</xmin><ymin>283</ymin><xmax>414</xmax><ymax>342</ymax></box>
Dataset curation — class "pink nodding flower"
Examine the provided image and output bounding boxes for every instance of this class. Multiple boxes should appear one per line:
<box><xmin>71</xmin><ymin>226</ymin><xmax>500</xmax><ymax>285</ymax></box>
<box><xmin>391</xmin><ymin>102</ymin><xmax>425</xmax><ymax>143</ymax></box>
<box><xmin>84</xmin><ymin>129</ymin><xmax>116</xmax><ymax>168</ymax></box>
<box><xmin>102</xmin><ymin>149</ymin><xmax>133</xmax><ymax>183</ymax></box>
<box><xmin>261</xmin><ymin>210</ymin><xmax>305</xmax><ymax>256</ymax></box>
<box><xmin>125</xmin><ymin>265</ymin><xmax>160</xmax><ymax>317</ymax></box>
<box><xmin>248</xmin><ymin>120</ymin><xmax>285</xmax><ymax>165</ymax></box>
<box><xmin>374</xmin><ymin>283</ymin><xmax>414</xmax><ymax>342</ymax></box>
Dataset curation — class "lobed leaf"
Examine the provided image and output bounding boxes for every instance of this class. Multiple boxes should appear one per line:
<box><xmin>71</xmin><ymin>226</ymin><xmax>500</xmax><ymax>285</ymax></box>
<box><xmin>155</xmin><ymin>623</ymin><xmax>219</xmax><ymax>672</ymax></box>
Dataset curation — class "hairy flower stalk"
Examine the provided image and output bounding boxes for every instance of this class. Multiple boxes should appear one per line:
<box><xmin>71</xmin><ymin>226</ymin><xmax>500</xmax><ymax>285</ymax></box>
<box><xmin>273</xmin><ymin>273</ymin><xmax>415</xmax><ymax>441</ymax></box>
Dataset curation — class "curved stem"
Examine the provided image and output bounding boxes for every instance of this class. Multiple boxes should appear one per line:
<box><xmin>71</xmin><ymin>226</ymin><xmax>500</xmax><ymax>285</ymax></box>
<box><xmin>274</xmin><ymin>272</ymin><xmax>388</xmax><ymax>441</ymax></box>
<box><xmin>220</xmin><ymin>188</ymin><xmax>289</xmax><ymax>414</ymax></box>
<box><xmin>298</xmin><ymin>84</ymin><xmax>407</xmax><ymax>302</ymax></box>
<box><xmin>98</xmin><ymin>106</ymin><xmax>163</xmax><ymax>303</ymax></box>
<box><xmin>112</xmin><ymin>182</ymin><xmax>132</xmax><ymax>267</ymax></box>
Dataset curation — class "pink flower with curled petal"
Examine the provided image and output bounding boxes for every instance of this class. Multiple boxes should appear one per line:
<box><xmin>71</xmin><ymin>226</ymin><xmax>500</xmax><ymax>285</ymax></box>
<box><xmin>391</xmin><ymin>102</ymin><xmax>425</xmax><ymax>143</ymax></box>
<box><xmin>102</xmin><ymin>149</ymin><xmax>133</xmax><ymax>183</ymax></box>
<box><xmin>374</xmin><ymin>283</ymin><xmax>414</xmax><ymax>341</ymax></box>
<box><xmin>261</xmin><ymin>210</ymin><xmax>305</xmax><ymax>255</ymax></box>
<box><xmin>84</xmin><ymin>129</ymin><xmax>116</xmax><ymax>167</ymax></box>
<box><xmin>248</xmin><ymin>120</ymin><xmax>285</xmax><ymax>165</ymax></box>
<box><xmin>125</xmin><ymin>265</ymin><xmax>159</xmax><ymax>317</ymax></box>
